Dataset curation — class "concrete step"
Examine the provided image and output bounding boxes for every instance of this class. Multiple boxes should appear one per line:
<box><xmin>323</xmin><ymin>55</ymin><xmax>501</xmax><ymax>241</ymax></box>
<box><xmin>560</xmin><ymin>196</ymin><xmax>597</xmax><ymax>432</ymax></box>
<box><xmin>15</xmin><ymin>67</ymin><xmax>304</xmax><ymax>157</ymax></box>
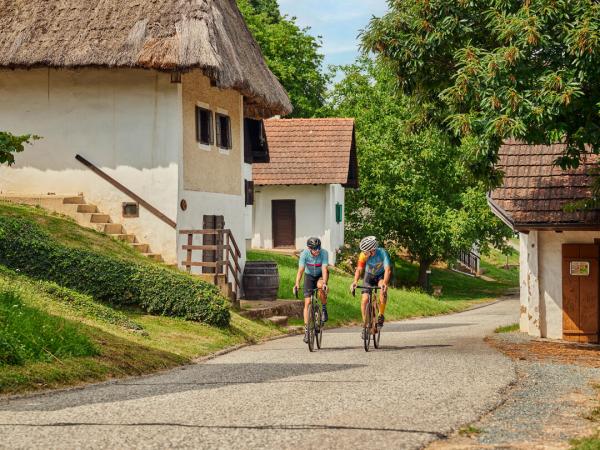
<box><xmin>131</xmin><ymin>243</ymin><xmax>150</xmax><ymax>253</ymax></box>
<box><xmin>144</xmin><ymin>253</ymin><xmax>164</xmax><ymax>262</ymax></box>
<box><xmin>266</xmin><ymin>316</ymin><xmax>288</xmax><ymax>326</ymax></box>
<box><xmin>62</xmin><ymin>196</ymin><xmax>85</xmax><ymax>204</ymax></box>
<box><xmin>94</xmin><ymin>223</ymin><xmax>123</xmax><ymax>234</ymax></box>
<box><xmin>90</xmin><ymin>213</ymin><xmax>111</xmax><ymax>223</ymax></box>
<box><xmin>113</xmin><ymin>234</ymin><xmax>136</xmax><ymax>243</ymax></box>
<box><xmin>77</xmin><ymin>204</ymin><xmax>98</xmax><ymax>213</ymax></box>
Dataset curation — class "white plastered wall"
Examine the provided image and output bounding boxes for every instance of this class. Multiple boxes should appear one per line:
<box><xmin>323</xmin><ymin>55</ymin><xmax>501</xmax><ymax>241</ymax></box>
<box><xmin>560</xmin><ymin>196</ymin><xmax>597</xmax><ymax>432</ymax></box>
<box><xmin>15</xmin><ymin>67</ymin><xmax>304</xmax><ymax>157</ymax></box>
<box><xmin>520</xmin><ymin>230</ymin><xmax>600</xmax><ymax>339</ymax></box>
<box><xmin>0</xmin><ymin>68</ymin><xmax>180</xmax><ymax>262</ymax></box>
<box><xmin>252</xmin><ymin>184</ymin><xmax>345</xmax><ymax>263</ymax></box>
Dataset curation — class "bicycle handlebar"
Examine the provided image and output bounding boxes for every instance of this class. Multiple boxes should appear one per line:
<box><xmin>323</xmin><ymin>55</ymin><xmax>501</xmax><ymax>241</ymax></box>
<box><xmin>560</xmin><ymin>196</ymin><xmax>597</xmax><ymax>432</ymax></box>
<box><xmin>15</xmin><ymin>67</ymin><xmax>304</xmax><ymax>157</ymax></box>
<box><xmin>351</xmin><ymin>285</ymin><xmax>383</xmax><ymax>297</ymax></box>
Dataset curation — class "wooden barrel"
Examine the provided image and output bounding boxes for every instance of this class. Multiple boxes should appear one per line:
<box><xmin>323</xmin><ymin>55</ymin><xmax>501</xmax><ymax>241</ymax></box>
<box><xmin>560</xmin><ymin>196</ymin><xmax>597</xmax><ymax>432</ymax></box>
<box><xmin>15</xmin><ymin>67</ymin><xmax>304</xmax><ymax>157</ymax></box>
<box><xmin>243</xmin><ymin>261</ymin><xmax>279</xmax><ymax>300</ymax></box>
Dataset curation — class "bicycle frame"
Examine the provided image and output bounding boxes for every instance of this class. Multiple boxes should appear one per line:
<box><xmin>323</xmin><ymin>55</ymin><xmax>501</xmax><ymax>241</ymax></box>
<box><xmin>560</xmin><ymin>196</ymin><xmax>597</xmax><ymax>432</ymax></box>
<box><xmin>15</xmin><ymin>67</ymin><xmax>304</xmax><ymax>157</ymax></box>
<box><xmin>353</xmin><ymin>285</ymin><xmax>382</xmax><ymax>351</ymax></box>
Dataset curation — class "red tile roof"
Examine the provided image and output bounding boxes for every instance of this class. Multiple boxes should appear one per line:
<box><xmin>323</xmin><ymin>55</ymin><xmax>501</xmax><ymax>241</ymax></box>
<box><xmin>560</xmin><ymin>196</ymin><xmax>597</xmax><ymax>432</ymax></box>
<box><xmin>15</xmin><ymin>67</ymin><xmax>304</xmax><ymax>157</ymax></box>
<box><xmin>489</xmin><ymin>140</ymin><xmax>600</xmax><ymax>230</ymax></box>
<box><xmin>252</xmin><ymin>118</ymin><xmax>358</xmax><ymax>186</ymax></box>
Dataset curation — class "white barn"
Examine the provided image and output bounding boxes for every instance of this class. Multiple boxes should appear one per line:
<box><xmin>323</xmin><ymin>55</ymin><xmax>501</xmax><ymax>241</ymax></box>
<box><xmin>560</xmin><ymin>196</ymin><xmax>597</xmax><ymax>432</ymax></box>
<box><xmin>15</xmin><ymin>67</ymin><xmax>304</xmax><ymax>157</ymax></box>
<box><xmin>0</xmin><ymin>0</ymin><xmax>292</xmax><ymax>297</ymax></box>
<box><xmin>251</xmin><ymin>118</ymin><xmax>358</xmax><ymax>263</ymax></box>
<box><xmin>489</xmin><ymin>141</ymin><xmax>600</xmax><ymax>342</ymax></box>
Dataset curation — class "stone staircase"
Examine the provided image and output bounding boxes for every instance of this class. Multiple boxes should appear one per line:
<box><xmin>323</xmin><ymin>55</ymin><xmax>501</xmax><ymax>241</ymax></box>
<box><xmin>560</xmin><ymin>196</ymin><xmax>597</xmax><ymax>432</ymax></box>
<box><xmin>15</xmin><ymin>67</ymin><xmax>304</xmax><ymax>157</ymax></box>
<box><xmin>61</xmin><ymin>196</ymin><xmax>165</xmax><ymax>262</ymax></box>
<box><xmin>1</xmin><ymin>194</ymin><xmax>167</xmax><ymax>263</ymax></box>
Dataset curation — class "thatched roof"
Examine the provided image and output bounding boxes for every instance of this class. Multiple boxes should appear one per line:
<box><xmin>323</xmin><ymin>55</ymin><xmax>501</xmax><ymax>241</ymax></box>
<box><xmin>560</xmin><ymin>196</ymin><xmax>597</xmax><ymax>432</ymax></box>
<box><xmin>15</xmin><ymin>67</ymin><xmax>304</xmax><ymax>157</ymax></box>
<box><xmin>0</xmin><ymin>0</ymin><xmax>292</xmax><ymax>118</ymax></box>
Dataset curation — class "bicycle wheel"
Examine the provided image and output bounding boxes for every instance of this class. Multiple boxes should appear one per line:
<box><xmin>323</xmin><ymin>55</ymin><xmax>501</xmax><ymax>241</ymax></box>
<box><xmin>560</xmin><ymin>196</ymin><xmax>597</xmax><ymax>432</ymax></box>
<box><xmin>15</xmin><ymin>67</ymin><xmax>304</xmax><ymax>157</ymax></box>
<box><xmin>363</xmin><ymin>300</ymin><xmax>371</xmax><ymax>352</ymax></box>
<box><xmin>315</xmin><ymin>299</ymin><xmax>323</xmax><ymax>350</ymax></box>
<box><xmin>372</xmin><ymin>301</ymin><xmax>381</xmax><ymax>349</ymax></box>
<box><xmin>307</xmin><ymin>303</ymin><xmax>315</xmax><ymax>352</ymax></box>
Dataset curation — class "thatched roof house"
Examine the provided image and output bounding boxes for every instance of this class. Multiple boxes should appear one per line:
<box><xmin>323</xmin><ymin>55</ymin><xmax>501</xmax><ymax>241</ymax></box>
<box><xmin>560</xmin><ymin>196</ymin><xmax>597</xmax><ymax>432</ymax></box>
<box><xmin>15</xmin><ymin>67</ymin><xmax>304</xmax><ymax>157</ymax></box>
<box><xmin>0</xmin><ymin>0</ymin><xmax>292</xmax><ymax>118</ymax></box>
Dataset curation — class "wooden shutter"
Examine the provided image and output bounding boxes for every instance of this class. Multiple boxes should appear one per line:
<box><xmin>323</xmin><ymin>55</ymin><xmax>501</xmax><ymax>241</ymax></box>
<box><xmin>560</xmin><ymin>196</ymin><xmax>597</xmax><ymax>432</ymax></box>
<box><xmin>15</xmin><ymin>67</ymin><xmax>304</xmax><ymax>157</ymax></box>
<box><xmin>202</xmin><ymin>215</ymin><xmax>225</xmax><ymax>274</ymax></box>
<box><xmin>245</xmin><ymin>180</ymin><xmax>255</xmax><ymax>206</ymax></box>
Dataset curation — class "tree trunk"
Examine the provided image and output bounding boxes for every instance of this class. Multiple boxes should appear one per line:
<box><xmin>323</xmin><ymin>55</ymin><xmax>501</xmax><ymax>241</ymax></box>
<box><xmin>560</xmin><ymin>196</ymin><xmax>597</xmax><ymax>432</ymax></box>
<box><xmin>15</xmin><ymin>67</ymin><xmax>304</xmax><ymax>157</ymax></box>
<box><xmin>418</xmin><ymin>260</ymin><xmax>432</xmax><ymax>291</ymax></box>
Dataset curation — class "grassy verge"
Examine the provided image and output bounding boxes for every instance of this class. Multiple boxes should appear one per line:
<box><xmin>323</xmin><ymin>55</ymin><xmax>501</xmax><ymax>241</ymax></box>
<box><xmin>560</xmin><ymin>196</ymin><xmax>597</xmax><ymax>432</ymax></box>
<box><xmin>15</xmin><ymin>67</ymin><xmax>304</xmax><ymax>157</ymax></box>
<box><xmin>394</xmin><ymin>247</ymin><xmax>519</xmax><ymax>302</ymax></box>
<box><xmin>248</xmin><ymin>249</ymin><xmax>519</xmax><ymax>327</ymax></box>
<box><xmin>570</xmin><ymin>385</ymin><xmax>600</xmax><ymax>449</ymax></box>
<box><xmin>495</xmin><ymin>323</ymin><xmax>520</xmax><ymax>333</ymax></box>
<box><xmin>0</xmin><ymin>266</ymin><xmax>282</xmax><ymax>397</ymax></box>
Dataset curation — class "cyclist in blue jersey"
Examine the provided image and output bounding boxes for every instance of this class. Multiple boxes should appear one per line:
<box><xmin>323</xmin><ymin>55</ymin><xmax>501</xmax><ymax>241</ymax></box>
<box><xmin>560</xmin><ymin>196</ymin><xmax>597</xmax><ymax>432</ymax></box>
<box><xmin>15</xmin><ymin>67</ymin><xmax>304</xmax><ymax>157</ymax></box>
<box><xmin>294</xmin><ymin>237</ymin><xmax>329</xmax><ymax>343</ymax></box>
<box><xmin>350</xmin><ymin>236</ymin><xmax>392</xmax><ymax>336</ymax></box>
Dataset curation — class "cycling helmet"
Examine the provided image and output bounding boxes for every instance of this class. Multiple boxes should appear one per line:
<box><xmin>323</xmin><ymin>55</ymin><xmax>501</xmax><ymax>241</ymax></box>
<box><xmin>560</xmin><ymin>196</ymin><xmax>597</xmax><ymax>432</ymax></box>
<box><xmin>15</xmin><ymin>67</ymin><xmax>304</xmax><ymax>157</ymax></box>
<box><xmin>359</xmin><ymin>236</ymin><xmax>378</xmax><ymax>252</ymax></box>
<box><xmin>307</xmin><ymin>237</ymin><xmax>321</xmax><ymax>250</ymax></box>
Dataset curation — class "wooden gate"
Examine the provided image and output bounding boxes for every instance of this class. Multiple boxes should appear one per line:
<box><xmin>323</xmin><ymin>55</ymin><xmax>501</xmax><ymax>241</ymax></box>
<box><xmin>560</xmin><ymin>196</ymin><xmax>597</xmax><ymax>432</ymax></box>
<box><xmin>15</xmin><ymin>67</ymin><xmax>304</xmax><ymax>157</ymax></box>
<box><xmin>272</xmin><ymin>200</ymin><xmax>295</xmax><ymax>248</ymax></box>
<box><xmin>562</xmin><ymin>244</ymin><xmax>599</xmax><ymax>343</ymax></box>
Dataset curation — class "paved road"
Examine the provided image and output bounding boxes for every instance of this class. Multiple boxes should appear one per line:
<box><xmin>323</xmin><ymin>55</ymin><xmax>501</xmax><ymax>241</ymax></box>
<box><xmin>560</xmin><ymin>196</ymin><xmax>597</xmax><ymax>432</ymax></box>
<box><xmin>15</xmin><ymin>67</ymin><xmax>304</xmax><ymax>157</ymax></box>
<box><xmin>0</xmin><ymin>298</ymin><xmax>518</xmax><ymax>449</ymax></box>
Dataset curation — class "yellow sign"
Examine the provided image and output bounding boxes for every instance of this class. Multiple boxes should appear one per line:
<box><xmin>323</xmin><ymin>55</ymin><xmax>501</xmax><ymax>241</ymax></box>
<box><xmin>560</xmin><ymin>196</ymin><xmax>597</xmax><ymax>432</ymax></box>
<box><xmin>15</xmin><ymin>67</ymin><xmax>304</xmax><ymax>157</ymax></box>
<box><xmin>570</xmin><ymin>261</ymin><xmax>590</xmax><ymax>276</ymax></box>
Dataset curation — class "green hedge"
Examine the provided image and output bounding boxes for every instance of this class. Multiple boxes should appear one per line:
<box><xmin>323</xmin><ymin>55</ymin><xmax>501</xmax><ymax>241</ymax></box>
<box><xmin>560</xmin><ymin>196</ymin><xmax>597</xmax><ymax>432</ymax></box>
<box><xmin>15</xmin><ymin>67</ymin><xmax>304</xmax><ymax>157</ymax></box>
<box><xmin>0</xmin><ymin>217</ymin><xmax>230</xmax><ymax>327</ymax></box>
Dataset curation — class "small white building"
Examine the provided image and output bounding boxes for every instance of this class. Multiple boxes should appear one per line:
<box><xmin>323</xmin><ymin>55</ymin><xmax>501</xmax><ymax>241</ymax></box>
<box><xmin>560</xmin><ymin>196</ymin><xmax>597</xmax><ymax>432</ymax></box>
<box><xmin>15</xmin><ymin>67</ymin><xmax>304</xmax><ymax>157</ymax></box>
<box><xmin>251</xmin><ymin>118</ymin><xmax>358</xmax><ymax>263</ymax></box>
<box><xmin>489</xmin><ymin>140</ymin><xmax>600</xmax><ymax>342</ymax></box>
<box><xmin>0</xmin><ymin>0</ymin><xmax>292</xmax><ymax>296</ymax></box>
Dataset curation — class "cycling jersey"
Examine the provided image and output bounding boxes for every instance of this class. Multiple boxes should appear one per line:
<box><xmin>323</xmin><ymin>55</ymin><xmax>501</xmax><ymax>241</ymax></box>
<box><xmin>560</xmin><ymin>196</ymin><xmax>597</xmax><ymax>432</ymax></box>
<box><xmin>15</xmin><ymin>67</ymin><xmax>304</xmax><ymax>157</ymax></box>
<box><xmin>299</xmin><ymin>248</ymin><xmax>329</xmax><ymax>277</ymax></box>
<box><xmin>357</xmin><ymin>248</ymin><xmax>391</xmax><ymax>276</ymax></box>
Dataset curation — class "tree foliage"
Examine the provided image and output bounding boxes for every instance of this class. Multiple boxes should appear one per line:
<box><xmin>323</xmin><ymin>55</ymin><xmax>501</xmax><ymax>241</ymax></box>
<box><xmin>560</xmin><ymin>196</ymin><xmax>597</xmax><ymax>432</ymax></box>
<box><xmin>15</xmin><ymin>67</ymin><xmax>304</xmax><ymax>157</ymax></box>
<box><xmin>0</xmin><ymin>132</ymin><xmax>38</xmax><ymax>166</ymax></box>
<box><xmin>328</xmin><ymin>60</ymin><xmax>513</xmax><ymax>288</ymax></box>
<box><xmin>362</xmin><ymin>0</ymin><xmax>600</xmax><ymax>174</ymax></box>
<box><xmin>237</xmin><ymin>0</ymin><xmax>329</xmax><ymax>117</ymax></box>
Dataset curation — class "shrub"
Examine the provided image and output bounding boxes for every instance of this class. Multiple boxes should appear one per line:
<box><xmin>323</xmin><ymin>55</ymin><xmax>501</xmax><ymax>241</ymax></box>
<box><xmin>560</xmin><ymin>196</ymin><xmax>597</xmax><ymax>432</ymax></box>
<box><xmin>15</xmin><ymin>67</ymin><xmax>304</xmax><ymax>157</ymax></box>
<box><xmin>0</xmin><ymin>290</ymin><xmax>98</xmax><ymax>365</ymax></box>
<box><xmin>0</xmin><ymin>216</ymin><xmax>230</xmax><ymax>327</ymax></box>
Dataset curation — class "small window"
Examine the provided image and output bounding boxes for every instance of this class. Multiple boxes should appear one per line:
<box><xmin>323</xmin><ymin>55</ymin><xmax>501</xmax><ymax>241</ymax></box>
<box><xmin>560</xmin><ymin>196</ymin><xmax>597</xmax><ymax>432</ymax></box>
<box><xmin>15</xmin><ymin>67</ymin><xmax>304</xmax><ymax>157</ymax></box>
<box><xmin>244</xmin><ymin>118</ymin><xmax>269</xmax><ymax>164</ymax></box>
<box><xmin>122</xmin><ymin>202</ymin><xmax>139</xmax><ymax>218</ymax></box>
<box><xmin>216</xmin><ymin>113</ymin><xmax>232</xmax><ymax>149</ymax></box>
<box><xmin>196</xmin><ymin>106</ymin><xmax>213</xmax><ymax>145</ymax></box>
<box><xmin>245</xmin><ymin>180</ymin><xmax>255</xmax><ymax>206</ymax></box>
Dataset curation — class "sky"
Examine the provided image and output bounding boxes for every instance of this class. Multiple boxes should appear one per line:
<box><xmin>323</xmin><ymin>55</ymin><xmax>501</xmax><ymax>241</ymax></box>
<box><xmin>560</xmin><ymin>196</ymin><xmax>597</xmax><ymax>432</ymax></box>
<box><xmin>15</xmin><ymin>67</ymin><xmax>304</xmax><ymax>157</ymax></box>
<box><xmin>278</xmin><ymin>0</ymin><xmax>389</xmax><ymax>69</ymax></box>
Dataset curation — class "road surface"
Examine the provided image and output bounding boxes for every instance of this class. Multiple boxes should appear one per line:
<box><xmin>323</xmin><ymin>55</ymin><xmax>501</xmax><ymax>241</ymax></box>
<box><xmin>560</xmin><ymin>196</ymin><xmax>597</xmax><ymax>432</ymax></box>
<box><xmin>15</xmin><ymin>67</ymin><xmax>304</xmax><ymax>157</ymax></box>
<box><xmin>0</xmin><ymin>297</ymin><xmax>518</xmax><ymax>449</ymax></box>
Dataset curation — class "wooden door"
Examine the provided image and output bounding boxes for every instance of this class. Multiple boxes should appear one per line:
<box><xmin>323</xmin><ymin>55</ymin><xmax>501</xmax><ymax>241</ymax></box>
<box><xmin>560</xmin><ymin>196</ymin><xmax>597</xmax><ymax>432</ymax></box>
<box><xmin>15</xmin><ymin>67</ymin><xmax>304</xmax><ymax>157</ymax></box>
<box><xmin>203</xmin><ymin>215</ymin><xmax>224</xmax><ymax>274</ymax></box>
<box><xmin>272</xmin><ymin>200</ymin><xmax>295</xmax><ymax>248</ymax></box>
<box><xmin>562</xmin><ymin>244</ymin><xmax>599</xmax><ymax>343</ymax></box>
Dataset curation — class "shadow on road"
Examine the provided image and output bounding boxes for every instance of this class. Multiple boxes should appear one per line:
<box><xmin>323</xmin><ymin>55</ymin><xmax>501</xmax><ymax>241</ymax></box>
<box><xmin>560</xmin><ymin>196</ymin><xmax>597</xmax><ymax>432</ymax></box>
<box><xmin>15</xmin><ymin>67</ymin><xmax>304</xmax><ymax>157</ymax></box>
<box><xmin>0</xmin><ymin>421</ymin><xmax>447</xmax><ymax>438</ymax></box>
<box><xmin>330</xmin><ymin>323</ymin><xmax>473</xmax><ymax>333</ymax></box>
<box><xmin>319</xmin><ymin>344</ymin><xmax>452</xmax><ymax>352</ymax></box>
<box><xmin>0</xmin><ymin>363</ymin><xmax>364</xmax><ymax>413</ymax></box>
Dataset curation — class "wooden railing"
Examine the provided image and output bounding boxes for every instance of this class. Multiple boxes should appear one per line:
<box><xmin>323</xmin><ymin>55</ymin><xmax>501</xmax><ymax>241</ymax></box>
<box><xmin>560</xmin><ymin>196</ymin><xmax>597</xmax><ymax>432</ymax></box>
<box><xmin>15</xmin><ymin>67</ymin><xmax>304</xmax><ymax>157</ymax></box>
<box><xmin>458</xmin><ymin>249</ymin><xmax>480</xmax><ymax>275</ymax></box>
<box><xmin>179</xmin><ymin>229</ymin><xmax>242</xmax><ymax>305</ymax></box>
<box><xmin>75</xmin><ymin>154</ymin><xmax>176</xmax><ymax>228</ymax></box>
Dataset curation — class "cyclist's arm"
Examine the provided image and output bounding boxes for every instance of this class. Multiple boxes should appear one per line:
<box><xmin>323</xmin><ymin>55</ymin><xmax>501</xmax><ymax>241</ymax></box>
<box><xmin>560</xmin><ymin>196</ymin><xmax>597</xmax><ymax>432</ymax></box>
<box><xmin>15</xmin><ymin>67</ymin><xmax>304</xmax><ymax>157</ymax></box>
<box><xmin>382</xmin><ymin>250</ymin><xmax>392</xmax><ymax>288</ymax></box>
<box><xmin>353</xmin><ymin>265</ymin><xmax>363</xmax><ymax>285</ymax></box>
<box><xmin>295</xmin><ymin>266</ymin><xmax>305</xmax><ymax>287</ymax></box>
<box><xmin>322</xmin><ymin>265</ymin><xmax>329</xmax><ymax>285</ymax></box>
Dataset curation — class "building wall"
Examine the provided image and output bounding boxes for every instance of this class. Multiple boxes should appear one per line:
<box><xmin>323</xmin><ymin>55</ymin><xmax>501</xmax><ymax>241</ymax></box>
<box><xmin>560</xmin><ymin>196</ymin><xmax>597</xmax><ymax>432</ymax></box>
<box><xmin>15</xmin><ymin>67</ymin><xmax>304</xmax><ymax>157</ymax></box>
<box><xmin>0</xmin><ymin>68</ymin><xmax>180</xmax><ymax>261</ymax></box>
<box><xmin>181</xmin><ymin>72</ymin><xmax>242</xmax><ymax>196</ymax></box>
<box><xmin>520</xmin><ymin>230</ymin><xmax>600</xmax><ymax>339</ymax></box>
<box><xmin>252</xmin><ymin>184</ymin><xmax>345</xmax><ymax>263</ymax></box>
<box><xmin>177</xmin><ymin>80</ymin><xmax>247</xmax><ymax>274</ymax></box>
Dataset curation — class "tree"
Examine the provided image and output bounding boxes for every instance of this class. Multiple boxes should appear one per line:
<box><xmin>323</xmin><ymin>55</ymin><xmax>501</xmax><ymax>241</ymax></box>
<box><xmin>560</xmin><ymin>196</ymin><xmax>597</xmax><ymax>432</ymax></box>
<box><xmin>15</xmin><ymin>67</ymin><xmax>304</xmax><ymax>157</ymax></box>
<box><xmin>362</xmin><ymin>0</ymin><xmax>600</xmax><ymax>175</ymax></box>
<box><xmin>328</xmin><ymin>60</ymin><xmax>513</xmax><ymax>288</ymax></box>
<box><xmin>237</xmin><ymin>0</ymin><xmax>329</xmax><ymax>117</ymax></box>
<box><xmin>0</xmin><ymin>132</ymin><xmax>38</xmax><ymax>166</ymax></box>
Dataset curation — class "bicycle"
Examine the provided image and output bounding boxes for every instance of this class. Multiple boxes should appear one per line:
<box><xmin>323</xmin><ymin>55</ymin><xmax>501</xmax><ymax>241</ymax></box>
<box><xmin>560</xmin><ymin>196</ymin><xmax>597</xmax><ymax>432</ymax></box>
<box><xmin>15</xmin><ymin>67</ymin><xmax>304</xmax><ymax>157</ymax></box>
<box><xmin>294</xmin><ymin>286</ymin><xmax>325</xmax><ymax>352</ymax></box>
<box><xmin>352</xmin><ymin>285</ymin><xmax>382</xmax><ymax>352</ymax></box>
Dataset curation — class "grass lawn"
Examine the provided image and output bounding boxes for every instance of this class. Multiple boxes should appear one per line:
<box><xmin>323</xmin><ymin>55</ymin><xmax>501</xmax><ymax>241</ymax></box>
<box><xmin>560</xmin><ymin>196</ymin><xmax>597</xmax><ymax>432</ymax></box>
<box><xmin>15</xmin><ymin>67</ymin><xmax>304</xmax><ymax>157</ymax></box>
<box><xmin>0</xmin><ymin>266</ymin><xmax>282</xmax><ymax>396</ymax></box>
<box><xmin>247</xmin><ymin>248</ymin><xmax>519</xmax><ymax>327</ymax></box>
<box><xmin>0</xmin><ymin>202</ymin><xmax>284</xmax><ymax>396</ymax></box>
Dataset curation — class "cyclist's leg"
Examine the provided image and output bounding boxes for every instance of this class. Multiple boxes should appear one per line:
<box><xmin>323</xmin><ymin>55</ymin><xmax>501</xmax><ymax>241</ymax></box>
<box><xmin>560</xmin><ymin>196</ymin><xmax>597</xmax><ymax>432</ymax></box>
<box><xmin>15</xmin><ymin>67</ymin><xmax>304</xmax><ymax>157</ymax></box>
<box><xmin>361</xmin><ymin>273</ymin><xmax>375</xmax><ymax>323</ymax></box>
<box><xmin>303</xmin><ymin>275</ymin><xmax>318</xmax><ymax>324</ymax></box>
<box><xmin>377</xmin><ymin>277</ymin><xmax>387</xmax><ymax>315</ymax></box>
<box><xmin>316</xmin><ymin>278</ymin><xmax>327</xmax><ymax>305</ymax></box>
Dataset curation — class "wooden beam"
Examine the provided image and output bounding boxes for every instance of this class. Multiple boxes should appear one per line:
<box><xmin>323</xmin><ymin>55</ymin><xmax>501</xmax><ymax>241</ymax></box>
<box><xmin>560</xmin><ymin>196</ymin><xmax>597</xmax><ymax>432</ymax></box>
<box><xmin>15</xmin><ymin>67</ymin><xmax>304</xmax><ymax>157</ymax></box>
<box><xmin>76</xmin><ymin>154</ymin><xmax>176</xmax><ymax>228</ymax></box>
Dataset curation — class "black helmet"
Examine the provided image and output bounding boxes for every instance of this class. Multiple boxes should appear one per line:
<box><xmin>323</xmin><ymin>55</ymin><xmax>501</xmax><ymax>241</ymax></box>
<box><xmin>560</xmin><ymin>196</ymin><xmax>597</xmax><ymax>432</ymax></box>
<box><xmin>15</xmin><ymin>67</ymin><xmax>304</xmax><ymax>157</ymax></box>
<box><xmin>307</xmin><ymin>237</ymin><xmax>321</xmax><ymax>250</ymax></box>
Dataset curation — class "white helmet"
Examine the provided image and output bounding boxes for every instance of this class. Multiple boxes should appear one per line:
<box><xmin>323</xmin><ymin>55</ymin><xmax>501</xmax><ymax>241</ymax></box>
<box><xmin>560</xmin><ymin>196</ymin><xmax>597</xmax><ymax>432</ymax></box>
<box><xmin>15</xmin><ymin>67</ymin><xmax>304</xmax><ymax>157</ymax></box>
<box><xmin>359</xmin><ymin>236</ymin><xmax>378</xmax><ymax>252</ymax></box>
